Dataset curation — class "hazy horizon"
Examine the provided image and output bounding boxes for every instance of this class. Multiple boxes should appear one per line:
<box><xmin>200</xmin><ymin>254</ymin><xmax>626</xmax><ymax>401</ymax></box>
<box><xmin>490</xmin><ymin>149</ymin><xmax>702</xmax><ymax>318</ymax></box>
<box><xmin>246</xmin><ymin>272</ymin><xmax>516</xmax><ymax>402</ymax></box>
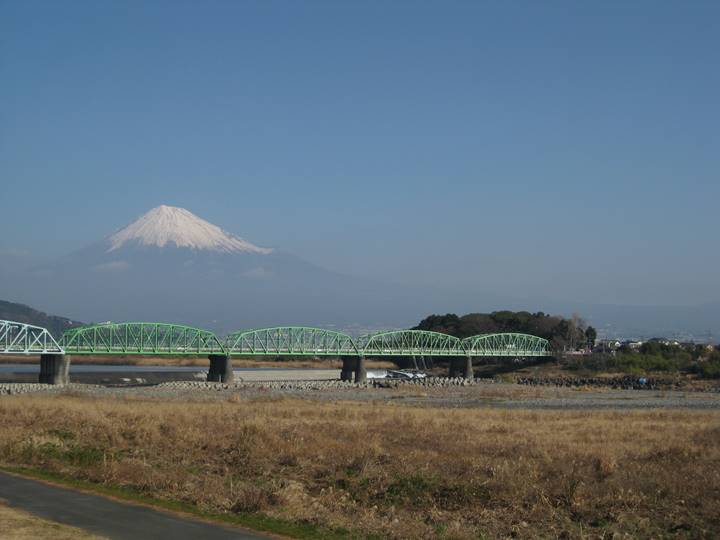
<box><xmin>2</xmin><ymin>1</ymin><xmax>719</xmax><ymax>312</ymax></box>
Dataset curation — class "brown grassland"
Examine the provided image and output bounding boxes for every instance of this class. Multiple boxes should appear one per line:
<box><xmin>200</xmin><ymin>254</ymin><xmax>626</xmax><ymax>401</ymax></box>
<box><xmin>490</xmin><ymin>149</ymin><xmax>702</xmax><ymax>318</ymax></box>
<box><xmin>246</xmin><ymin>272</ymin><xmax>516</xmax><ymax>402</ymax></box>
<box><xmin>0</xmin><ymin>503</ymin><xmax>105</xmax><ymax>539</ymax></box>
<box><xmin>0</xmin><ymin>394</ymin><xmax>718</xmax><ymax>539</ymax></box>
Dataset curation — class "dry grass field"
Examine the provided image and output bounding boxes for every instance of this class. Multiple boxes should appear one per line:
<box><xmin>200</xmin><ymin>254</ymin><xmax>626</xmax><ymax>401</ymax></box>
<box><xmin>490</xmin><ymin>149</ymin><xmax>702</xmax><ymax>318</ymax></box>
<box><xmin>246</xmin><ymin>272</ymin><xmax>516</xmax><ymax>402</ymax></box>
<box><xmin>0</xmin><ymin>503</ymin><xmax>105</xmax><ymax>539</ymax></box>
<box><xmin>0</xmin><ymin>394</ymin><xmax>718</xmax><ymax>539</ymax></box>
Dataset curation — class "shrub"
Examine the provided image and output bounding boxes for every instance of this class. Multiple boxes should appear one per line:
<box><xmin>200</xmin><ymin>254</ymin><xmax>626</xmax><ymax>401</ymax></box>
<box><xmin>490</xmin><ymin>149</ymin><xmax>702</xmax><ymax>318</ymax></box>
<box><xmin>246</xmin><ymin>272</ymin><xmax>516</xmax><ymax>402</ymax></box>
<box><xmin>698</xmin><ymin>351</ymin><xmax>720</xmax><ymax>379</ymax></box>
<box><xmin>566</xmin><ymin>352</ymin><xmax>694</xmax><ymax>374</ymax></box>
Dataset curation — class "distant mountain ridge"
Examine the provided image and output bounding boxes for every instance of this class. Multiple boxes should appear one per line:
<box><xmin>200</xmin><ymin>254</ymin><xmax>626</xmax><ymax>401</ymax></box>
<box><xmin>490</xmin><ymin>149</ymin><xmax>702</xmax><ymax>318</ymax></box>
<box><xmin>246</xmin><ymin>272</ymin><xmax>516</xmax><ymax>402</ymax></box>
<box><xmin>0</xmin><ymin>205</ymin><xmax>717</xmax><ymax>339</ymax></box>
<box><xmin>0</xmin><ymin>299</ymin><xmax>84</xmax><ymax>338</ymax></box>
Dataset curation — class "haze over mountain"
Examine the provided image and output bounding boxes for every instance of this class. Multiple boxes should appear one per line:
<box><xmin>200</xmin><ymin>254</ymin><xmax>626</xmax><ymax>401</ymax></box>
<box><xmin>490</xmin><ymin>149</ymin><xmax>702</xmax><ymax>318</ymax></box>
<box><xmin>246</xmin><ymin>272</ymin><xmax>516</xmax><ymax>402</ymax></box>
<box><xmin>0</xmin><ymin>205</ymin><xmax>717</xmax><ymax>340</ymax></box>
<box><xmin>0</xmin><ymin>206</ymin><xmax>453</xmax><ymax>334</ymax></box>
<box><xmin>0</xmin><ymin>299</ymin><xmax>83</xmax><ymax>338</ymax></box>
<box><xmin>2</xmin><ymin>2</ymin><xmax>719</xmax><ymax>342</ymax></box>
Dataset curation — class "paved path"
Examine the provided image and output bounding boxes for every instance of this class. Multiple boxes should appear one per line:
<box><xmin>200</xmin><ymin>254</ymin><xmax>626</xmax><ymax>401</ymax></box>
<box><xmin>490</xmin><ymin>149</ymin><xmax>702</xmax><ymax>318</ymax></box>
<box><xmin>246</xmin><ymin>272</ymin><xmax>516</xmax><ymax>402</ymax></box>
<box><xmin>0</xmin><ymin>471</ymin><xmax>270</xmax><ymax>540</ymax></box>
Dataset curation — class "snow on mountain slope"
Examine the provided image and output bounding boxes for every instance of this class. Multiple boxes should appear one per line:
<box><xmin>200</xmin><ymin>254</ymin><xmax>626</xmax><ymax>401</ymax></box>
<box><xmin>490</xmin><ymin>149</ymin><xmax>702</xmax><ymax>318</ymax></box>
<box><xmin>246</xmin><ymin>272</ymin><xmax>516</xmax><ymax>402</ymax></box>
<box><xmin>106</xmin><ymin>205</ymin><xmax>272</xmax><ymax>254</ymax></box>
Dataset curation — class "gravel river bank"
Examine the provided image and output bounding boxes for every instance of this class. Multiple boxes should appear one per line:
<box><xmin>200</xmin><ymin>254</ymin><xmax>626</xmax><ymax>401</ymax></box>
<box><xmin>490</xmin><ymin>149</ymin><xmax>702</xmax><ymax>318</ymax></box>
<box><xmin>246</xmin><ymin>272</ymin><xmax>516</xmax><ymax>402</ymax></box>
<box><xmin>2</xmin><ymin>377</ymin><xmax>719</xmax><ymax>410</ymax></box>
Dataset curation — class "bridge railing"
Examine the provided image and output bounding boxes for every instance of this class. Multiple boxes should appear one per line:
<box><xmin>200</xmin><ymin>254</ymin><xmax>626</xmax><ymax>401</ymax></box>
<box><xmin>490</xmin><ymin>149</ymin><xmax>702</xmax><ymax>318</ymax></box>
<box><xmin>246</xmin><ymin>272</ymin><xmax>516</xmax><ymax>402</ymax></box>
<box><xmin>0</xmin><ymin>320</ymin><xmax>64</xmax><ymax>354</ymax></box>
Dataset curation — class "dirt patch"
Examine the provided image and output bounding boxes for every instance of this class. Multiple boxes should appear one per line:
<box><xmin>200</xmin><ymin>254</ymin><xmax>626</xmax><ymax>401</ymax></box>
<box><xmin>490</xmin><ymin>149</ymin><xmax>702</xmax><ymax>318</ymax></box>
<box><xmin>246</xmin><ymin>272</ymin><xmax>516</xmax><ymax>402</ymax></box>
<box><xmin>0</xmin><ymin>502</ymin><xmax>105</xmax><ymax>539</ymax></box>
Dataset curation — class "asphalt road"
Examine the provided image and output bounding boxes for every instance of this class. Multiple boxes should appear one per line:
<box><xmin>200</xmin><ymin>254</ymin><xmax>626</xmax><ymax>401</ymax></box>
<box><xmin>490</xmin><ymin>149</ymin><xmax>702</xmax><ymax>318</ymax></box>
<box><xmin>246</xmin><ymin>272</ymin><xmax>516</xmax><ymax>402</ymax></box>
<box><xmin>0</xmin><ymin>471</ymin><xmax>270</xmax><ymax>540</ymax></box>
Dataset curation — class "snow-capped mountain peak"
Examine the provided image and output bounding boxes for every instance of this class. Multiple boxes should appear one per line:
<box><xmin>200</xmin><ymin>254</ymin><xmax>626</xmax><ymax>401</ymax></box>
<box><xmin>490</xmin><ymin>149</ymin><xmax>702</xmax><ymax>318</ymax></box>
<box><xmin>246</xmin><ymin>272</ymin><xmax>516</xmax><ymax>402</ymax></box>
<box><xmin>106</xmin><ymin>205</ymin><xmax>272</xmax><ymax>254</ymax></box>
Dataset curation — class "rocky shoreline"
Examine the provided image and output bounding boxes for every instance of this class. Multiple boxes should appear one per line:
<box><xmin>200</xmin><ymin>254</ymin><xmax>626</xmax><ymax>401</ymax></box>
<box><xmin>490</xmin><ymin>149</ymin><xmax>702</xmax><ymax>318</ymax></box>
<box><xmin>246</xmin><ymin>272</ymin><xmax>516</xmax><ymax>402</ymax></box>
<box><xmin>0</xmin><ymin>376</ymin><xmax>488</xmax><ymax>395</ymax></box>
<box><xmin>514</xmin><ymin>375</ymin><xmax>720</xmax><ymax>392</ymax></box>
<box><xmin>3</xmin><ymin>378</ymin><xmax>720</xmax><ymax>410</ymax></box>
<box><xmin>3</xmin><ymin>374</ymin><xmax>720</xmax><ymax>396</ymax></box>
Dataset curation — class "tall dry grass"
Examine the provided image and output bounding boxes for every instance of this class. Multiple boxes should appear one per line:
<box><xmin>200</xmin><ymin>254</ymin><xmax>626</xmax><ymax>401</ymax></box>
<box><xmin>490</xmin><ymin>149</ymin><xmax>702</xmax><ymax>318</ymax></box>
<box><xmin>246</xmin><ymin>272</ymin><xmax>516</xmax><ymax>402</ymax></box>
<box><xmin>0</xmin><ymin>394</ymin><xmax>718</xmax><ymax>539</ymax></box>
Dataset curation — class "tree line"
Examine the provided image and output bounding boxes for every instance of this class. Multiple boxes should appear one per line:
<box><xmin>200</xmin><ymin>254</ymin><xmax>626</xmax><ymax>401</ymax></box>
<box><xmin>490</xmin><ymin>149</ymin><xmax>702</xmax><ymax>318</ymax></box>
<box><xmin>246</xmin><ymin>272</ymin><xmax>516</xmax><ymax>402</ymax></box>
<box><xmin>565</xmin><ymin>340</ymin><xmax>720</xmax><ymax>378</ymax></box>
<box><xmin>413</xmin><ymin>311</ymin><xmax>596</xmax><ymax>352</ymax></box>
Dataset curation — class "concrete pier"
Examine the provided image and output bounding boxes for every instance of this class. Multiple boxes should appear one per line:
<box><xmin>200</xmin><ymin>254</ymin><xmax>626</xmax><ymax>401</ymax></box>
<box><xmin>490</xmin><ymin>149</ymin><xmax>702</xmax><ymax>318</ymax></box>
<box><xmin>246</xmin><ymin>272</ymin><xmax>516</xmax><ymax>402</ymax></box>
<box><xmin>448</xmin><ymin>357</ymin><xmax>461</xmax><ymax>378</ymax></box>
<box><xmin>39</xmin><ymin>354</ymin><xmax>70</xmax><ymax>385</ymax></box>
<box><xmin>448</xmin><ymin>356</ymin><xmax>474</xmax><ymax>379</ymax></box>
<box><xmin>462</xmin><ymin>355</ymin><xmax>474</xmax><ymax>380</ymax></box>
<box><xmin>207</xmin><ymin>354</ymin><xmax>234</xmax><ymax>383</ymax></box>
<box><xmin>354</xmin><ymin>355</ymin><xmax>367</xmax><ymax>383</ymax></box>
<box><xmin>340</xmin><ymin>357</ymin><xmax>356</xmax><ymax>381</ymax></box>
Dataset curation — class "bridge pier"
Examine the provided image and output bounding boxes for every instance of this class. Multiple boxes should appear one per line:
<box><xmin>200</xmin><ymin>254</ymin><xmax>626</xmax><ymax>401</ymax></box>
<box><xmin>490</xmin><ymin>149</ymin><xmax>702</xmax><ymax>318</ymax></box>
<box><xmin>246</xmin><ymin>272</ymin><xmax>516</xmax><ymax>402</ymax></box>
<box><xmin>340</xmin><ymin>357</ymin><xmax>356</xmax><ymax>381</ymax></box>
<box><xmin>463</xmin><ymin>355</ymin><xmax>474</xmax><ymax>380</ymax></box>
<box><xmin>354</xmin><ymin>355</ymin><xmax>367</xmax><ymax>383</ymax></box>
<box><xmin>207</xmin><ymin>354</ymin><xmax>234</xmax><ymax>383</ymax></box>
<box><xmin>448</xmin><ymin>356</ymin><xmax>474</xmax><ymax>379</ymax></box>
<box><xmin>39</xmin><ymin>354</ymin><xmax>70</xmax><ymax>385</ymax></box>
<box><xmin>448</xmin><ymin>357</ymin><xmax>461</xmax><ymax>378</ymax></box>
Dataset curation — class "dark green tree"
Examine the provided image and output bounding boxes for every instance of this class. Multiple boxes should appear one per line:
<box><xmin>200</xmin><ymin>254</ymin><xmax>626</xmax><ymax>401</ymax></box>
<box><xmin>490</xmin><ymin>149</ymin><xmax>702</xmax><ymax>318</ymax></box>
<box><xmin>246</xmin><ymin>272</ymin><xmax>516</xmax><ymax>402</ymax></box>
<box><xmin>585</xmin><ymin>326</ymin><xmax>597</xmax><ymax>348</ymax></box>
<box><xmin>413</xmin><ymin>310</ymin><xmax>586</xmax><ymax>350</ymax></box>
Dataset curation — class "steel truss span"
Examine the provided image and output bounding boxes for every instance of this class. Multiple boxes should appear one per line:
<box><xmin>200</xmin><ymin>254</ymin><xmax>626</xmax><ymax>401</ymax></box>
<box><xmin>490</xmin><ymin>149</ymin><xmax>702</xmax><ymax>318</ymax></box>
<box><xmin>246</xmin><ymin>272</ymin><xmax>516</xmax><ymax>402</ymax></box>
<box><xmin>462</xmin><ymin>333</ymin><xmax>550</xmax><ymax>357</ymax></box>
<box><xmin>0</xmin><ymin>320</ymin><xmax>65</xmax><ymax>354</ymax></box>
<box><xmin>224</xmin><ymin>327</ymin><xmax>359</xmax><ymax>356</ymax></box>
<box><xmin>53</xmin><ymin>323</ymin><xmax>552</xmax><ymax>358</ymax></box>
<box><xmin>59</xmin><ymin>322</ymin><xmax>226</xmax><ymax>355</ymax></box>
<box><xmin>358</xmin><ymin>330</ymin><xmax>464</xmax><ymax>356</ymax></box>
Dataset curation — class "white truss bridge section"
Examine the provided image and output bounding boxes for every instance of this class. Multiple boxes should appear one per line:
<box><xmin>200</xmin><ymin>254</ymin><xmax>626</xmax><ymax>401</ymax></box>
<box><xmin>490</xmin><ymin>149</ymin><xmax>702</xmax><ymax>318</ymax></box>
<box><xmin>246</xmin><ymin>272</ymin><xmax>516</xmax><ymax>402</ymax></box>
<box><xmin>0</xmin><ymin>320</ymin><xmax>64</xmax><ymax>354</ymax></box>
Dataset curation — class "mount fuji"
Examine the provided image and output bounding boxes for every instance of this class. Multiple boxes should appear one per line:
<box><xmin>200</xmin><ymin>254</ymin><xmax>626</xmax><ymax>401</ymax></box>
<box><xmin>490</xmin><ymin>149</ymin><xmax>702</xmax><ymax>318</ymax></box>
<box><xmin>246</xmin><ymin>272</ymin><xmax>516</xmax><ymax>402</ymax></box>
<box><xmin>2</xmin><ymin>206</ymin><xmax>717</xmax><ymax>337</ymax></box>
<box><xmin>106</xmin><ymin>205</ymin><xmax>273</xmax><ymax>255</ymax></box>
<box><xmin>2</xmin><ymin>205</ymin><xmax>445</xmax><ymax>333</ymax></box>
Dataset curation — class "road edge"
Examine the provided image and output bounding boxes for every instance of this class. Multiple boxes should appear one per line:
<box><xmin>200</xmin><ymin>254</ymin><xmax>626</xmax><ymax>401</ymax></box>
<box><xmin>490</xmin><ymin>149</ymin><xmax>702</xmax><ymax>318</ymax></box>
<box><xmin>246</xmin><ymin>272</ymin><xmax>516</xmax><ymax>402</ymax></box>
<box><xmin>0</xmin><ymin>466</ymin><xmax>360</xmax><ymax>540</ymax></box>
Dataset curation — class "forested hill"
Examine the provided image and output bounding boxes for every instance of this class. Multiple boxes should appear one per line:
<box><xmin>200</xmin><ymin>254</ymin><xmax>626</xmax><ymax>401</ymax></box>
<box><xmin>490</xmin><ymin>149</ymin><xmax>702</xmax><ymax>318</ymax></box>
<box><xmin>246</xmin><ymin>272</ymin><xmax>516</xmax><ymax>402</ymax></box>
<box><xmin>0</xmin><ymin>299</ymin><xmax>84</xmax><ymax>338</ymax></box>
<box><xmin>413</xmin><ymin>311</ymin><xmax>595</xmax><ymax>351</ymax></box>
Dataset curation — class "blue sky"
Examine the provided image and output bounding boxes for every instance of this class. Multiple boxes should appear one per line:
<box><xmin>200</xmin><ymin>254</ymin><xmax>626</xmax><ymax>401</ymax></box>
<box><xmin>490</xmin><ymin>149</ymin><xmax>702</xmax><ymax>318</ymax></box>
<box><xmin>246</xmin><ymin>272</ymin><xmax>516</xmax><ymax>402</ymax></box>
<box><xmin>1</xmin><ymin>1</ymin><xmax>718</xmax><ymax>306</ymax></box>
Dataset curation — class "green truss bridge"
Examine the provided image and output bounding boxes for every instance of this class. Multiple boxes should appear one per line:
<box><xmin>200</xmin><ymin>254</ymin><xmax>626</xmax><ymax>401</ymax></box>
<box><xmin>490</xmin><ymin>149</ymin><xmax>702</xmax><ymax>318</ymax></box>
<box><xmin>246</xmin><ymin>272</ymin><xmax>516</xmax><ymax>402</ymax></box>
<box><xmin>60</xmin><ymin>322</ymin><xmax>226</xmax><ymax>356</ymax></box>
<box><xmin>2</xmin><ymin>321</ymin><xmax>552</xmax><ymax>384</ymax></box>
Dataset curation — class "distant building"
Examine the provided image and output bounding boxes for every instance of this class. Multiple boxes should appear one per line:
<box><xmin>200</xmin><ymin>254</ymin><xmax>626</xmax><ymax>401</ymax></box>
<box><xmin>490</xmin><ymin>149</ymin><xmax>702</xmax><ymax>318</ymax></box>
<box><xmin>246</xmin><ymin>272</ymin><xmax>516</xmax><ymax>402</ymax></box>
<box><xmin>623</xmin><ymin>341</ymin><xmax>644</xmax><ymax>351</ymax></box>
<box><xmin>594</xmin><ymin>339</ymin><xmax>621</xmax><ymax>353</ymax></box>
<box><xmin>647</xmin><ymin>337</ymin><xmax>681</xmax><ymax>346</ymax></box>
